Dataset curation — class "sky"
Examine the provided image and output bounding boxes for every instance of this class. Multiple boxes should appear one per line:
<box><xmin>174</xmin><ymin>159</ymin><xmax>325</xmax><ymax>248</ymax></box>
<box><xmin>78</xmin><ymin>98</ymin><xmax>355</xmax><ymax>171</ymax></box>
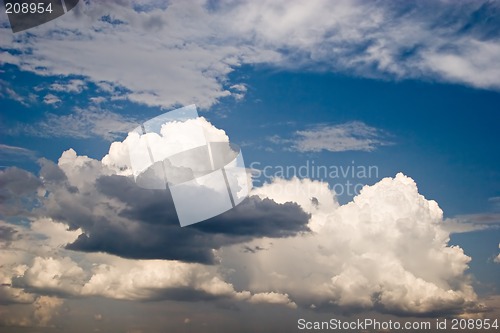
<box><xmin>0</xmin><ymin>0</ymin><xmax>499</xmax><ymax>332</ymax></box>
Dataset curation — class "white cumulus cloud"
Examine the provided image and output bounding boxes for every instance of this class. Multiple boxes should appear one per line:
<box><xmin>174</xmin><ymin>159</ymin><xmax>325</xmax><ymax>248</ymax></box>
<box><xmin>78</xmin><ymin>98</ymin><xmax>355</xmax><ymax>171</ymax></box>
<box><xmin>222</xmin><ymin>173</ymin><xmax>479</xmax><ymax>315</ymax></box>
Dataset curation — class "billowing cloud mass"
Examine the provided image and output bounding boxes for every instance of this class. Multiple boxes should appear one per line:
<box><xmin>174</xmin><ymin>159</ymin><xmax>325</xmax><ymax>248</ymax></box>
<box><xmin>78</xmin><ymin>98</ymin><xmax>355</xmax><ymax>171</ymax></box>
<box><xmin>1</xmin><ymin>0</ymin><xmax>500</xmax><ymax>111</ymax></box>
<box><xmin>0</xmin><ymin>117</ymin><xmax>486</xmax><ymax>327</ymax></box>
<box><xmin>29</xmin><ymin>116</ymin><xmax>308</xmax><ymax>264</ymax></box>
<box><xmin>0</xmin><ymin>216</ymin><xmax>296</xmax><ymax>326</ymax></box>
<box><xmin>228</xmin><ymin>174</ymin><xmax>479</xmax><ymax>315</ymax></box>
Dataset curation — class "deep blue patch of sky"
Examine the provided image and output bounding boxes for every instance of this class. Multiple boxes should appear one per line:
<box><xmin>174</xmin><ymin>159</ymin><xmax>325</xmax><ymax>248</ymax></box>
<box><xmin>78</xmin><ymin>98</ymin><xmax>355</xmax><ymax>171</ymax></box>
<box><xmin>211</xmin><ymin>65</ymin><xmax>500</xmax><ymax>216</ymax></box>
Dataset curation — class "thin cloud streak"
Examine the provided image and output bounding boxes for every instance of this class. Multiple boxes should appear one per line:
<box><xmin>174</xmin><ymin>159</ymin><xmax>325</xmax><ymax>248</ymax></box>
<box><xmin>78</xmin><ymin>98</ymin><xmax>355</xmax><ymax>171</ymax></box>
<box><xmin>292</xmin><ymin>122</ymin><xmax>390</xmax><ymax>153</ymax></box>
<box><xmin>267</xmin><ymin>121</ymin><xmax>390</xmax><ymax>153</ymax></box>
<box><xmin>6</xmin><ymin>107</ymin><xmax>138</xmax><ymax>141</ymax></box>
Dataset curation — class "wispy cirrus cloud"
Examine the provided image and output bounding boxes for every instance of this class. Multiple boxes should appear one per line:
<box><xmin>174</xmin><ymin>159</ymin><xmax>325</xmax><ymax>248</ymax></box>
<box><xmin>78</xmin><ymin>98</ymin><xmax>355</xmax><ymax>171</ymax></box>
<box><xmin>488</xmin><ymin>196</ymin><xmax>500</xmax><ymax>210</ymax></box>
<box><xmin>0</xmin><ymin>79</ymin><xmax>37</xmax><ymax>107</ymax></box>
<box><xmin>7</xmin><ymin>107</ymin><xmax>138</xmax><ymax>141</ymax></box>
<box><xmin>0</xmin><ymin>144</ymin><xmax>36</xmax><ymax>161</ymax></box>
<box><xmin>5</xmin><ymin>87</ymin><xmax>29</xmax><ymax>106</ymax></box>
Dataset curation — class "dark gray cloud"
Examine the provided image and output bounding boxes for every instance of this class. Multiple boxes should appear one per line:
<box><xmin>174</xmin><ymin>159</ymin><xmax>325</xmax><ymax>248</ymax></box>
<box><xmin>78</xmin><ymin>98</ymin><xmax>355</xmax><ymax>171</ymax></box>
<box><xmin>38</xmin><ymin>158</ymin><xmax>67</xmax><ymax>182</ymax></box>
<box><xmin>0</xmin><ymin>225</ymin><xmax>18</xmax><ymax>245</ymax></box>
<box><xmin>0</xmin><ymin>167</ymin><xmax>41</xmax><ymax>217</ymax></box>
<box><xmin>0</xmin><ymin>167</ymin><xmax>41</xmax><ymax>197</ymax></box>
<box><xmin>194</xmin><ymin>197</ymin><xmax>308</xmax><ymax>237</ymax></box>
<box><xmin>35</xmin><ymin>162</ymin><xmax>310</xmax><ymax>264</ymax></box>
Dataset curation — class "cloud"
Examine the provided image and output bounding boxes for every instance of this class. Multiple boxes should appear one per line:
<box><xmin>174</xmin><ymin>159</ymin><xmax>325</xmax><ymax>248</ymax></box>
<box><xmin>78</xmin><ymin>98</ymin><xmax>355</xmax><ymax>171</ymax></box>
<box><xmin>0</xmin><ymin>218</ymin><xmax>299</xmax><ymax>310</ymax></box>
<box><xmin>46</xmin><ymin>152</ymin><xmax>309</xmax><ymax>263</ymax></box>
<box><xmin>33</xmin><ymin>296</ymin><xmax>63</xmax><ymax>327</ymax></box>
<box><xmin>230</xmin><ymin>84</ymin><xmax>247</xmax><ymax>100</ymax></box>
<box><xmin>0</xmin><ymin>117</ymin><xmax>311</xmax><ymax>312</ymax></box>
<box><xmin>0</xmin><ymin>79</ymin><xmax>36</xmax><ymax>107</ymax></box>
<box><xmin>0</xmin><ymin>220</ymin><xmax>68</xmax><ymax>327</ymax></box>
<box><xmin>488</xmin><ymin>196</ymin><xmax>500</xmax><ymax>208</ymax></box>
<box><xmin>0</xmin><ymin>144</ymin><xmax>36</xmax><ymax>161</ymax></box>
<box><xmin>5</xmin><ymin>87</ymin><xmax>29</xmax><ymax>106</ymax></box>
<box><xmin>80</xmin><ymin>259</ymin><xmax>250</xmax><ymax>301</ymax></box>
<box><xmin>422</xmin><ymin>40</ymin><xmax>500</xmax><ymax>89</ymax></box>
<box><xmin>0</xmin><ymin>167</ymin><xmax>42</xmax><ymax>217</ymax></box>
<box><xmin>0</xmin><ymin>169</ymin><xmax>486</xmax><ymax>317</ymax></box>
<box><xmin>289</xmin><ymin>121</ymin><xmax>390</xmax><ymax>153</ymax></box>
<box><xmin>0</xmin><ymin>284</ymin><xmax>35</xmax><ymax>306</ymax></box>
<box><xmin>29</xmin><ymin>116</ymin><xmax>309</xmax><ymax>263</ymax></box>
<box><xmin>442</xmin><ymin>214</ymin><xmax>500</xmax><ymax>234</ymax></box>
<box><xmin>1</xmin><ymin>1</ymin><xmax>499</xmax><ymax>111</ymax></box>
<box><xmin>0</xmin><ymin>224</ymin><xmax>18</xmax><ymax>244</ymax></box>
<box><xmin>9</xmin><ymin>107</ymin><xmax>138</xmax><ymax>141</ymax></box>
<box><xmin>248</xmin><ymin>292</ymin><xmax>297</xmax><ymax>309</ymax></box>
<box><xmin>222</xmin><ymin>174</ymin><xmax>480</xmax><ymax>316</ymax></box>
<box><xmin>0</xmin><ymin>1</ymin><xmax>270</xmax><ymax>109</ymax></box>
<box><xmin>0</xmin><ymin>295</ymin><xmax>63</xmax><ymax>327</ymax></box>
<box><xmin>20</xmin><ymin>257</ymin><xmax>86</xmax><ymax>296</ymax></box>
<box><xmin>43</xmin><ymin>93</ymin><xmax>62</xmax><ymax>105</ymax></box>
<box><xmin>49</xmin><ymin>79</ymin><xmax>86</xmax><ymax>93</ymax></box>
<box><xmin>441</xmin><ymin>196</ymin><xmax>500</xmax><ymax>234</ymax></box>
<box><xmin>0</xmin><ymin>117</ymin><xmax>489</xmax><ymax>318</ymax></box>
<box><xmin>0</xmin><ymin>218</ymin><xmax>82</xmax><ymax>304</ymax></box>
<box><xmin>0</xmin><ymin>219</ymin><xmax>230</xmax><ymax>304</ymax></box>
<box><xmin>30</xmin><ymin>218</ymin><xmax>82</xmax><ymax>248</ymax></box>
<box><xmin>266</xmin><ymin>121</ymin><xmax>390</xmax><ymax>153</ymax></box>
<box><xmin>90</xmin><ymin>96</ymin><xmax>106</xmax><ymax>104</ymax></box>
<box><xmin>0</xmin><ymin>247</ymin><xmax>35</xmax><ymax>305</ymax></box>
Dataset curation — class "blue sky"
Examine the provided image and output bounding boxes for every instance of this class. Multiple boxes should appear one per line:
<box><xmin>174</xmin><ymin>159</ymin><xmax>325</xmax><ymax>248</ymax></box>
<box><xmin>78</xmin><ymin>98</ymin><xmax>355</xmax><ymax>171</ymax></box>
<box><xmin>0</xmin><ymin>1</ymin><xmax>499</xmax><ymax>332</ymax></box>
